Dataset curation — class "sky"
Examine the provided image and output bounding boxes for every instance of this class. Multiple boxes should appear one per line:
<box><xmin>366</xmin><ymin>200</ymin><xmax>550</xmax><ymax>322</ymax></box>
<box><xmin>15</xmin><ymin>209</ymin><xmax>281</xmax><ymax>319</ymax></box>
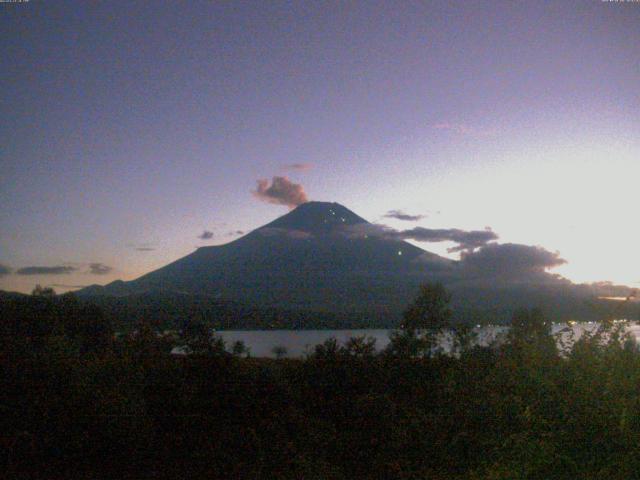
<box><xmin>1</xmin><ymin>0</ymin><xmax>639</xmax><ymax>294</ymax></box>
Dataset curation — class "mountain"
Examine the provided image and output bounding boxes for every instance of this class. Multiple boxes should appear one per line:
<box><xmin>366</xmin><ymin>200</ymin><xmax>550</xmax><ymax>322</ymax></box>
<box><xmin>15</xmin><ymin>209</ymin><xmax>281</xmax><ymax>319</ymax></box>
<box><xmin>77</xmin><ymin>202</ymin><xmax>628</xmax><ymax>327</ymax></box>
<box><xmin>78</xmin><ymin>202</ymin><xmax>451</xmax><ymax>324</ymax></box>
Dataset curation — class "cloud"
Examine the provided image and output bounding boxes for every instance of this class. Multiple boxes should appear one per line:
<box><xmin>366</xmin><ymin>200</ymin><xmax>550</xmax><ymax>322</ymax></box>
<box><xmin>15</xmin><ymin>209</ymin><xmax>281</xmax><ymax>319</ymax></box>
<box><xmin>460</xmin><ymin>243</ymin><xmax>566</xmax><ymax>276</ymax></box>
<box><xmin>344</xmin><ymin>223</ymin><xmax>497</xmax><ymax>252</ymax></box>
<box><xmin>253</xmin><ymin>176</ymin><xmax>309</xmax><ymax>209</ymax></box>
<box><xmin>406</xmin><ymin>242</ymin><xmax>569</xmax><ymax>289</ymax></box>
<box><xmin>16</xmin><ymin>265</ymin><xmax>76</xmax><ymax>275</ymax></box>
<box><xmin>128</xmin><ymin>243</ymin><xmax>156</xmax><ymax>251</ymax></box>
<box><xmin>343</xmin><ymin>224</ymin><xmax>573</xmax><ymax>287</ymax></box>
<box><xmin>226</xmin><ymin>230</ymin><xmax>244</xmax><ymax>236</ymax></box>
<box><xmin>383</xmin><ymin>210</ymin><xmax>427</xmax><ymax>222</ymax></box>
<box><xmin>282</xmin><ymin>163</ymin><xmax>313</xmax><ymax>172</ymax></box>
<box><xmin>433</xmin><ymin>122</ymin><xmax>497</xmax><ymax>138</ymax></box>
<box><xmin>88</xmin><ymin>263</ymin><xmax>113</xmax><ymax>275</ymax></box>
<box><xmin>198</xmin><ymin>230</ymin><xmax>214</xmax><ymax>240</ymax></box>
<box><xmin>342</xmin><ymin>222</ymin><xmax>570</xmax><ymax>290</ymax></box>
<box><xmin>396</xmin><ymin>227</ymin><xmax>498</xmax><ymax>252</ymax></box>
<box><xmin>0</xmin><ymin>264</ymin><xmax>11</xmax><ymax>277</ymax></box>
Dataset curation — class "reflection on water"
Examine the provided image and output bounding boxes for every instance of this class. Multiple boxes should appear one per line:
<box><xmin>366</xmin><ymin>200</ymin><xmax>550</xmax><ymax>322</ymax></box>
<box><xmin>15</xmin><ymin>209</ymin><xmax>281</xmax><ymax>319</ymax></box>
<box><xmin>172</xmin><ymin>321</ymin><xmax>640</xmax><ymax>358</ymax></box>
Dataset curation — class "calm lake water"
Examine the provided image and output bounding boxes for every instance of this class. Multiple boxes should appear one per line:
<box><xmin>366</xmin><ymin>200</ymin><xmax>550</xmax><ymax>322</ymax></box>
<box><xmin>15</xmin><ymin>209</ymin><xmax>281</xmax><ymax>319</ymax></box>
<box><xmin>173</xmin><ymin>322</ymin><xmax>640</xmax><ymax>358</ymax></box>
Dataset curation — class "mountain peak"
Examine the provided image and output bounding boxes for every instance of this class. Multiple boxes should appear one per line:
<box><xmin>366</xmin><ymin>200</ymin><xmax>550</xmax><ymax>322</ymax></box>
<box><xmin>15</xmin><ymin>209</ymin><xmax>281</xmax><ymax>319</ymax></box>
<box><xmin>262</xmin><ymin>201</ymin><xmax>368</xmax><ymax>234</ymax></box>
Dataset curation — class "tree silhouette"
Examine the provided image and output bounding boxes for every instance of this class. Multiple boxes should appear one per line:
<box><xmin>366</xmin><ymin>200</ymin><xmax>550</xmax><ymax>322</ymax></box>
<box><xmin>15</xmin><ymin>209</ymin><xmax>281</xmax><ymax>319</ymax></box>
<box><xmin>231</xmin><ymin>340</ymin><xmax>250</xmax><ymax>357</ymax></box>
<box><xmin>181</xmin><ymin>317</ymin><xmax>226</xmax><ymax>356</ymax></box>
<box><xmin>344</xmin><ymin>335</ymin><xmax>377</xmax><ymax>357</ymax></box>
<box><xmin>272</xmin><ymin>345</ymin><xmax>288</xmax><ymax>359</ymax></box>
<box><xmin>389</xmin><ymin>283</ymin><xmax>452</xmax><ymax>357</ymax></box>
<box><xmin>31</xmin><ymin>284</ymin><xmax>56</xmax><ymax>296</ymax></box>
<box><xmin>402</xmin><ymin>282</ymin><xmax>452</xmax><ymax>333</ymax></box>
<box><xmin>507</xmin><ymin>307</ymin><xmax>556</xmax><ymax>358</ymax></box>
<box><xmin>312</xmin><ymin>337</ymin><xmax>341</xmax><ymax>360</ymax></box>
<box><xmin>509</xmin><ymin>308</ymin><xmax>550</xmax><ymax>343</ymax></box>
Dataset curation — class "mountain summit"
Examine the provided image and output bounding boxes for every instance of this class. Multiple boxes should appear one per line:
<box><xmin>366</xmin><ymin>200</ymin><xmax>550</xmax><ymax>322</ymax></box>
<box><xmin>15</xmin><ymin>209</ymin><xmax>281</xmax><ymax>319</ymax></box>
<box><xmin>263</xmin><ymin>201</ymin><xmax>368</xmax><ymax>234</ymax></box>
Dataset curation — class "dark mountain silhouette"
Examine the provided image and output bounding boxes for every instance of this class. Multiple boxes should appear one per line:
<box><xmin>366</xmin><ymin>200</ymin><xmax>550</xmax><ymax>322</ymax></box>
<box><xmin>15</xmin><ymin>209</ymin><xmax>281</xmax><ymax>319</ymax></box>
<box><xmin>76</xmin><ymin>202</ymin><xmax>631</xmax><ymax>327</ymax></box>
<box><xmin>78</xmin><ymin>202</ymin><xmax>448</xmax><ymax>318</ymax></box>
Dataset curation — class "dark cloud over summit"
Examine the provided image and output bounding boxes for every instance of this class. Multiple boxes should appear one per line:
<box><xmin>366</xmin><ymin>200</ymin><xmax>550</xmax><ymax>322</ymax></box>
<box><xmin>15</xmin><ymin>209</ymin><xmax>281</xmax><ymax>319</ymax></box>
<box><xmin>198</xmin><ymin>230</ymin><xmax>214</xmax><ymax>240</ymax></box>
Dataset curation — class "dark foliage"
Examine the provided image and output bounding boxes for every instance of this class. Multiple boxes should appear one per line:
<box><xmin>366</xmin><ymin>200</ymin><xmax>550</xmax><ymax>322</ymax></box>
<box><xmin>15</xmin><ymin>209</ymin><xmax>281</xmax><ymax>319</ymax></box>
<box><xmin>2</xmin><ymin>291</ymin><xmax>640</xmax><ymax>479</ymax></box>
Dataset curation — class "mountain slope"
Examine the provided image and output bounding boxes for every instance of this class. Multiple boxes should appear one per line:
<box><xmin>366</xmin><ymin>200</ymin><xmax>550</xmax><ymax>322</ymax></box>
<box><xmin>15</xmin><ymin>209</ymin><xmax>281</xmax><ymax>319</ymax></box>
<box><xmin>80</xmin><ymin>202</ymin><xmax>448</xmax><ymax>317</ymax></box>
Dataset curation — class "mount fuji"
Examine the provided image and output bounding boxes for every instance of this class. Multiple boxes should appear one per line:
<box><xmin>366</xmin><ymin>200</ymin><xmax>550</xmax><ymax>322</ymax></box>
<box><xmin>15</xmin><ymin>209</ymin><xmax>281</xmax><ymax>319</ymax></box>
<box><xmin>78</xmin><ymin>202</ymin><xmax>618</xmax><ymax>327</ymax></box>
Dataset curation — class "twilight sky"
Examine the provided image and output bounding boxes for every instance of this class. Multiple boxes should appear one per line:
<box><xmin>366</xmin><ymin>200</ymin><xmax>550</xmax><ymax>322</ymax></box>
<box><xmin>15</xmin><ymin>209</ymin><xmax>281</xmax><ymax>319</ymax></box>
<box><xmin>1</xmin><ymin>0</ymin><xmax>639</xmax><ymax>294</ymax></box>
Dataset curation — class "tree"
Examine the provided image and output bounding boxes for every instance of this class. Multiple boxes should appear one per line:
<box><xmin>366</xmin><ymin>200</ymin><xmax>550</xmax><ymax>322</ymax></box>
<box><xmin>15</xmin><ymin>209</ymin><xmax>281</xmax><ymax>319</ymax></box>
<box><xmin>450</xmin><ymin>323</ymin><xmax>477</xmax><ymax>357</ymax></box>
<box><xmin>386</xmin><ymin>328</ymin><xmax>427</xmax><ymax>358</ymax></box>
<box><xmin>181</xmin><ymin>317</ymin><xmax>227</xmax><ymax>356</ymax></box>
<box><xmin>507</xmin><ymin>307</ymin><xmax>556</xmax><ymax>358</ymax></box>
<box><xmin>74</xmin><ymin>302</ymin><xmax>113</xmax><ymax>353</ymax></box>
<box><xmin>272</xmin><ymin>345</ymin><xmax>288</xmax><ymax>359</ymax></box>
<box><xmin>231</xmin><ymin>340</ymin><xmax>250</xmax><ymax>358</ymax></box>
<box><xmin>31</xmin><ymin>284</ymin><xmax>56</xmax><ymax>296</ymax></box>
<box><xmin>344</xmin><ymin>335</ymin><xmax>377</xmax><ymax>358</ymax></box>
<box><xmin>311</xmin><ymin>337</ymin><xmax>341</xmax><ymax>361</ymax></box>
<box><xmin>311</xmin><ymin>335</ymin><xmax>376</xmax><ymax>361</ymax></box>
<box><xmin>509</xmin><ymin>308</ymin><xmax>550</xmax><ymax>343</ymax></box>
<box><xmin>388</xmin><ymin>283</ymin><xmax>452</xmax><ymax>357</ymax></box>
<box><xmin>402</xmin><ymin>282</ymin><xmax>452</xmax><ymax>333</ymax></box>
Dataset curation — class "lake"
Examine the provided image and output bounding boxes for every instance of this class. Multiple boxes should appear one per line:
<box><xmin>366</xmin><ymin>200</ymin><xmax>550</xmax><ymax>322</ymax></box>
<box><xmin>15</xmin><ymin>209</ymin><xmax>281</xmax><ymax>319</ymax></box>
<box><xmin>172</xmin><ymin>321</ymin><xmax>640</xmax><ymax>358</ymax></box>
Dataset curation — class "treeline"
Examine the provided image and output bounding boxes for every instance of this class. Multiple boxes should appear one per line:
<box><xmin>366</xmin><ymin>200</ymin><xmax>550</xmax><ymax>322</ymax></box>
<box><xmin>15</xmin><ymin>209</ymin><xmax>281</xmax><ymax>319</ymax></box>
<box><xmin>2</xmin><ymin>286</ymin><xmax>640</xmax><ymax>479</ymax></box>
<box><xmin>72</xmin><ymin>284</ymin><xmax>640</xmax><ymax>331</ymax></box>
<box><xmin>77</xmin><ymin>291</ymin><xmax>374</xmax><ymax>331</ymax></box>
